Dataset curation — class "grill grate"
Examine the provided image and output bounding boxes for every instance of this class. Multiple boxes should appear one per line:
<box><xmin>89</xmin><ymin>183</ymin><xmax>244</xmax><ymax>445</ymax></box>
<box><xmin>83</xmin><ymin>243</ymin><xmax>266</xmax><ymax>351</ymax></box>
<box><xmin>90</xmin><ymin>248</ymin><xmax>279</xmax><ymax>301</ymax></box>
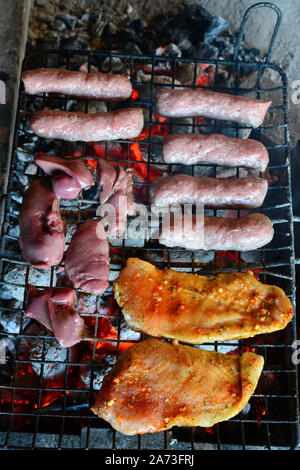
<box><xmin>0</xmin><ymin>3</ymin><xmax>299</xmax><ymax>451</ymax></box>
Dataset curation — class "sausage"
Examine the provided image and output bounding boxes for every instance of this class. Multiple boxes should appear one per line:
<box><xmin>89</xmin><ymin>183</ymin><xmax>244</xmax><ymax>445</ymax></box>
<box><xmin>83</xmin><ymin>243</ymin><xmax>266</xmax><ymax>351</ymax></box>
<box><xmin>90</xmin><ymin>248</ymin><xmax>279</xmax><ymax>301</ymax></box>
<box><xmin>22</xmin><ymin>68</ymin><xmax>132</xmax><ymax>101</ymax></box>
<box><xmin>150</xmin><ymin>174</ymin><xmax>268</xmax><ymax>209</ymax></box>
<box><xmin>30</xmin><ymin>108</ymin><xmax>144</xmax><ymax>142</ymax></box>
<box><xmin>163</xmin><ymin>133</ymin><xmax>269</xmax><ymax>171</ymax></box>
<box><xmin>155</xmin><ymin>213</ymin><xmax>274</xmax><ymax>251</ymax></box>
<box><xmin>156</xmin><ymin>89</ymin><xmax>271</xmax><ymax>128</ymax></box>
<box><xmin>19</xmin><ymin>178</ymin><xmax>65</xmax><ymax>269</ymax></box>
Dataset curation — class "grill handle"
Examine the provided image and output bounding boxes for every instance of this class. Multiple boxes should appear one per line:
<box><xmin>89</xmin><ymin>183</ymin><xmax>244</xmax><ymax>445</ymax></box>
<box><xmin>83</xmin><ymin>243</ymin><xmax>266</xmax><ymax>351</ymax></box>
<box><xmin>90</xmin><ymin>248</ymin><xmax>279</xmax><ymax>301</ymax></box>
<box><xmin>293</xmin><ymin>216</ymin><xmax>300</xmax><ymax>264</ymax></box>
<box><xmin>233</xmin><ymin>2</ymin><xmax>282</xmax><ymax>62</ymax></box>
<box><xmin>0</xmin><ymin>72</ymin><xmax>9</xmax><ymax>125</ymax></box>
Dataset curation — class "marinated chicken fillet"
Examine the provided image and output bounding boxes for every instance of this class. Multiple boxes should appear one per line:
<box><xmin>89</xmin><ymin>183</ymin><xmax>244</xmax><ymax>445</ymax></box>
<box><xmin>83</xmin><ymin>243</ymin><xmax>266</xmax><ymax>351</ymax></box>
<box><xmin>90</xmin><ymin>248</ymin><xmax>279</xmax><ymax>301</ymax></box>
<box><xmin>163</xmin><ymin>133</ymin><xmax>269</xmax><ymax>171</ymax></box>
<box><xmin>23</xmin><ymin>68</ymin><xmax>132</xmax><ymax>101</ymax></box>
<box><xmin>155</xmin><ymin>213</ymin><xmax>274</xmax><ymax>251</ymax></box>
<box><xmin>91</xmin><ymin>339</ymin><xmax>264</xmax><ymax>434</ymax></box>
<box><xmin>114</xmin><ymin>258</ymin><xmax>294</xmax><ymax>343</ymax></box>
<box><xmin>156</xmin><ymin>89</ymin><xmax>271</xmax><ymax>128</ymax></box>
<box><xmin>150</xmin><ymin>174</ymin><xmax>268</xmax><ymax>209</ymax></box>
<box><xmin>30</xmin><ymin>108</ymin><xmax>144</xmax><ymax>141</ymax></box>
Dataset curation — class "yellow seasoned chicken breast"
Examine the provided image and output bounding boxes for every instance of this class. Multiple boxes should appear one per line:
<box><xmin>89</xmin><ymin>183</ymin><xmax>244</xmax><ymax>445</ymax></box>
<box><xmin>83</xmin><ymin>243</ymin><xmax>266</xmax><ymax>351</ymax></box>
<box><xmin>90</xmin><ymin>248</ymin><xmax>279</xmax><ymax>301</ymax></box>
<box><xmin>114</xmin><ymin>258</ymin><xmax>294</xmax><ymax>343</ymax></box>
<box><xmin>91</xmin><ymin>339</ymin><xmax>264</xmax><ymax>435</ymax></box>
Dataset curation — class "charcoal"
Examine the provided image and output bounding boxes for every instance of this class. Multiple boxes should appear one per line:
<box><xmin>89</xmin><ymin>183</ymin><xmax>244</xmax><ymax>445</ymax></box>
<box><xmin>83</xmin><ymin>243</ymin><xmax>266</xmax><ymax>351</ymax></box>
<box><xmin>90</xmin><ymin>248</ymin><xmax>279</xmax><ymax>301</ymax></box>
<box><xmin>13</xmin><ymin>171</ymin><xmax>28</xmax><ymax>187</ymax></box>
<box><xmin>0</xmin><ymin>305</ymin><xmax>23</xmax><ymax>334</ymax></box>
<box><xmin>186</xmin><ymin>3</ymin><xmax>213</xmax><ymax>22</ymax></box>
<box><xmin>153</xmin><ymin>14</ymin><xmax>168</xmax><ymax>32</ymax></box>
<box><xmin>166</xmin><ymin>43</ymin><xmax>181</xmax><ymax>58</ymax></box>
<box><xmin>249</xmin><ymin>47</ymin><xmax>261</xmax><ymax>60</ymax></box>
<box><xmin>177</xmin><ymin>37</ymin><xmax>193</xmax><ymax>54</ymax></box>
<box><xmin>129</xmin><ymin>19</ymin><xmax>145</xmax><ymax>34</ymax></box>
<box><xmin>6</xmin><ymin>220</ymin><xmax>20</xmax><ymax>239</ymax></box>
<box><xmin>0</xmin><ymin>285</ymin><xmax>15</xmax><ymax>301</ymax></box>
<box><xmin>80</xmin><ymin>11</ymin><xmax>91</xmax><ymax>24</ymax></box>
<box><xmin>102</xmin><ymin>21</ymin><xmax>117</xmax><ymax>40</ymax></box>
<box><xmin>204</xmin><ymin>16</ymin><xmax>229</xmax><ymax>43</ymax></box>
<box><xmin>101</xmin><ymin>56</ymin><xmax>124</xmax><ymax>73</ymax></box>
<box><xmin>88</xmin><ymin>13</ymin><xmax>106</xmax><ymax>38</ymax></box>
<box><xmin>60</xmin><ymin>37</ymin><xmax>85</xmax><ymax>50</ymax></box>
<box><xmin>11</xmin><ymin>191</ymin><xmax>23</xmax><ymax>204</ymax></box>
<box><xmin>51</xmin><ymin>19</ymin><xmax>66</xmax><ymax>32</ymax></box>
<box><xmin>76</xmin><ymin>292</ymin><xmax>97</xmax><ymax>315</ymax></box>
<box><xmin>175</xmin><ymin>62</ymin><xmax>203</xmax><ymax>85</ymax></box>
<box><xmin>3</xmin><ymin>263</ymin><xmax>52</xmax><ymax>301</ymax></box>
<box><xmin>79</xmin><ymin>352</ymin><xmax>115</xmax><ymax>390</ymax></box>
<box><xmin>125</xmin><ymin>42</ymin><xmax>143</xmax><ymax>56</ymax></box>
<box><xmin>113</xmin><ymin>28</ymin><xmax>142</xmax><ymax>47</ymax></box>
<box><xmin>60</xmin><ymin>13</ymin><xmax>78</xmax><ymax>30</ymax></box>
<box><xmin>35</xmin><ymin>35</ymin><xmax>61</xmax><ymax>50</ymax></box>
<box><xmin>112</xmin><ymin>317</ymin><xmax>141</xmax><ymax>341</ymax></box>
<box><xmin>25</xmin><ymin>163</ymin><xmax>37</xmax><ymax>175</ymax></box>
<box><xmin>196</xmin><ymin>43</ymin><xmax>219</xmax><ymax>60</ymax></box>
<box><xmin>30</xmin><ymin>338</ymin><xmax>69</xmax><ymax>380</ymax></box>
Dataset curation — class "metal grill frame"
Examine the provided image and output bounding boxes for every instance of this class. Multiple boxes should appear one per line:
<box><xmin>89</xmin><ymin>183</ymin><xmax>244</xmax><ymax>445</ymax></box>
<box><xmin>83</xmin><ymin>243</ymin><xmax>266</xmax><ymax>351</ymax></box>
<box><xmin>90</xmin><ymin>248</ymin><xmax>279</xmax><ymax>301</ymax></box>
<box><xmin>0</xmin><ymin>2</ymin><xmax>299</xmax><ymax>451</ymax></box>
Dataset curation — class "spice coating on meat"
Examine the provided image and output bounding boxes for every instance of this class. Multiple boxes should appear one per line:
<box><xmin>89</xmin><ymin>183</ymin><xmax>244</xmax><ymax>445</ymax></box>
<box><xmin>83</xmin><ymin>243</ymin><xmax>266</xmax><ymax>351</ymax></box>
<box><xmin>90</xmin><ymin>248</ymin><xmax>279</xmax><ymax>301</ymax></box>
<box><xmin>163</xmin><ymin>133</ymin><xmax>269</xmax><ymax>171</ymax></box>
<box><xmin>25</xmin><ymin>285</ymin><xmax>87</xmax><ymax>348</ymax></box>
<box><xmin>114</xmin><ymin>259</ymin><xmax>294</xmax><ymax>344</ymax></box>
<box><xmin>65</xmin><ymin>219</ymin><xmax>109</xmax><ymax>295</ymax></box>
<box><xmin>30</xmin><ymin>108</ymin><xmax>144</xmax><ymax>142</ymax></box>
<box><xmin>91</xmin><ymin>339</ymin><xmax>264</xmax><ymax>434</ymax></box>
<box><xmin>22</xmin><ymin>68</ymin><xmax>132</xmax><ymax>101</ymax></box>
<box><xmin>19</xmin><ymin>178</ymin><xmax>65</xmax><ymax>269</ymax></box>
<box><xmin>35</xmin><ymin>153</ymin><xmax>94</xmax><ymax>199</ymax></box>
<box><xmin>150</xmin><ymin>175</ymin><xmax>268</xmax><ymax>209</ymax></box>
<box><xmin>156</xmin><ymin>89</ymin><xmax>271</xmax><ymax>128</ymax></box>
<box><xmin>156</xmin><ymin>213</ymin><xmax>274</xmax><ymax>251</ymax></box>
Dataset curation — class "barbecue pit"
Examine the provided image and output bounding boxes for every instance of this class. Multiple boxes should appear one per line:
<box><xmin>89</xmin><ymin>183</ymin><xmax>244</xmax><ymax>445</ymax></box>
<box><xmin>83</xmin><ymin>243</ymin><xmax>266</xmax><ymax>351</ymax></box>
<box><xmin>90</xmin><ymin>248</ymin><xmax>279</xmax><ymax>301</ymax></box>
<box><xmin>0</xmin><ymin>1</ymin><xmax>299</xmax><ymax>451</ymax></box>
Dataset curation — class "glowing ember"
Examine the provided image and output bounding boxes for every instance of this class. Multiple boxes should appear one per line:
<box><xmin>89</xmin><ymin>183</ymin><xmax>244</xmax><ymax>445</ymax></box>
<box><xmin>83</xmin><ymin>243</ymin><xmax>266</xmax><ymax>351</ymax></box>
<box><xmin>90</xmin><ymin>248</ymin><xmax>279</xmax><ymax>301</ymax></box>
<box><xmin>196</xmin><ymin>73</ymin><xmax>210</xmax><ymax>90</ymax></box>
<box><xmin>131</xmin><ymin>89</ymin><xmax>139</xmax><ymax>100</ymax></box>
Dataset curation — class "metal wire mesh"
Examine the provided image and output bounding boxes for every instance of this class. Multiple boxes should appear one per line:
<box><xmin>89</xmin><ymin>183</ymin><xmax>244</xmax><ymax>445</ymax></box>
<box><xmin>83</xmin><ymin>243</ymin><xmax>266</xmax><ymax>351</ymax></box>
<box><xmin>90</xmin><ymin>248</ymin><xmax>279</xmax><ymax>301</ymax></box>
<box><xmin>0</xmin><ymin>42</ymin><xmax>299</xmax><ymax>450</ymax></box>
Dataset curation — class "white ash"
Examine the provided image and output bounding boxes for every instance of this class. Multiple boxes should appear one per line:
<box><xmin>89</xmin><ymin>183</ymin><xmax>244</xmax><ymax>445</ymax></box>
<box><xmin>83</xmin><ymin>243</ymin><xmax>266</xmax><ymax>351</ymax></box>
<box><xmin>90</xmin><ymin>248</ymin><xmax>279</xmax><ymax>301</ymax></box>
<box><xmin>65</xmin><ymin>222</ymin><xmax>77</xmax><ymax>243</ymax></box>
<box><xmin>25</xmin><ymin>163</ymin><xmax>37</xmax><ymax>175</ymax></box>
<box><xmin>76</xmin><ymin>292</ymin><xmax>97</xmax><ymax>314</ymax></box>
<box><xmin>196</xmin><ymin>341</ymin><xmax>239</xmax><ymax>354</ymax></box>
<box><xmin>16</xmin><ymin>148</ymin><xmax>34</xmax><ymax>163</ymax></box>
<box><xmin>2</xmin><ymin>263</ymin><xmax>55</xmax><ymax>301</ymax></box>
<box><xmin>110</xmin><ymin>316</ymin><xmax>141</xmax><ymax>341</ymax></box>
<box><xmin>79</xmin><ymin>352</ymin><xmax>115</xmax><ymax>390</ymax></box>
<box><xmin>0</xmin><ymin>308</ymin><xmax>23</xmax><ymax>334</ymax></box>
<box><xmin>30</xmin><ymin>338</ymin><xmax>69</xmax><ymax>380</ymax></box>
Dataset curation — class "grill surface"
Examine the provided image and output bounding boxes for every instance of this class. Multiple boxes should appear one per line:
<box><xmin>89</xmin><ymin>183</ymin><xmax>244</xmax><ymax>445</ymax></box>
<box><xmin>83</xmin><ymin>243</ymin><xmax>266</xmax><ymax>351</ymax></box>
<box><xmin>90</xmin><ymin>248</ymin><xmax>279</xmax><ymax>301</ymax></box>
<box><xmin>0</xmin><ymin>3</ymin><xmax>299</xmax><ymax>451</ymax></box>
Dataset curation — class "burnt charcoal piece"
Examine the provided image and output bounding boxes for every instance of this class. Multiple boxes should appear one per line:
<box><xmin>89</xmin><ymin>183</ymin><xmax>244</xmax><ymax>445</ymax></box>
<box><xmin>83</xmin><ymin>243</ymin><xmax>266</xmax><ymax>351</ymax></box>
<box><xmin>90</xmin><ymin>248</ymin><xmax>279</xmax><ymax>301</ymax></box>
<box><xmin>204</xmin><ymin>16</ymin><xmax>229</xmax><ymax>42</ymax></box>
<box><xmin>153</xmin><ymin>14</ymin><xmax>168</xmax><ymax>32</ymax></box>
<box><xmin>196</xmin><ymin>43</ymin><xmax>219</xmax><ymax>60</ymax></box>
<box><xmin>113</xmin><ymin>28</ymin><xmax>142</xmax><ymax>47</ymax></box>
<box><xmin>129</xmin><ymin>19</ymin><xmax>145</xmax><ymax>35</ymax></box>
<box><xmin>60</xmin><ymin>13</ymin><xmax>78</xmax><ymax>30</ymax></box>
<box><xmin>51</xmin><ymin>19</ymin><xmax>66</xmax><ymax>32</ymax></box>
<box><xmin>125</xmin><ymin>42</ymin><xmax>143</xmax><ymax>56</ymax></box>
<box><xmin>60</xmin><ymin>38</ymin><xmax>86</xmax><ymax>50</ymax></box>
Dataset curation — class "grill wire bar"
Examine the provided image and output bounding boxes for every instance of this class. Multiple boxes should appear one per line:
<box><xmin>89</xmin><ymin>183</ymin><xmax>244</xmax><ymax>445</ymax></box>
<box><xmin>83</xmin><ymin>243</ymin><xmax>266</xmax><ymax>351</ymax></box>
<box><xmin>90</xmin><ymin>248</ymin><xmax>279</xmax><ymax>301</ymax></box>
<box><xmin>0</xmin><ymin>5</ymin><xmax>299</xmax><ymax>451</ymax></box>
